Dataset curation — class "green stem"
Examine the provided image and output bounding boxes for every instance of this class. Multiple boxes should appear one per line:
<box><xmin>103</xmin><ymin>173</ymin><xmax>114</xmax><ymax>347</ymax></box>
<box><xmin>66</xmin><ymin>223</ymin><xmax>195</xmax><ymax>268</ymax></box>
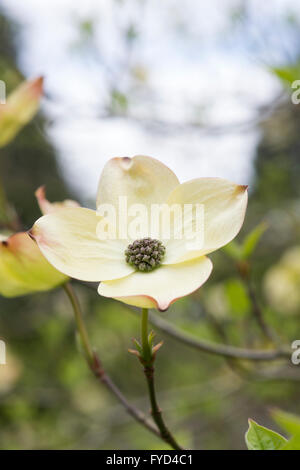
<box><xmin>77</xmin><ymin>286</ymin><xmax>290</xmax><ymax>361</ymax></box>
<box><xmin>63</xmin><ymin>282</ymin><xmax>93</xmax><ymax>366</ymax></box>
<box><xmin>141</xmin><ymin>308</ymin><xmax>151</xmax><ymax>362</ymax></box>
<box><xmin>140</xmin><ymin>308</ymin><xmax>183</xmax><ymax>451</ymax></box>
<box><xmin>63</xmin><ymin>282</ymin><xmax>161</xmax><ymax>438</ymax></box>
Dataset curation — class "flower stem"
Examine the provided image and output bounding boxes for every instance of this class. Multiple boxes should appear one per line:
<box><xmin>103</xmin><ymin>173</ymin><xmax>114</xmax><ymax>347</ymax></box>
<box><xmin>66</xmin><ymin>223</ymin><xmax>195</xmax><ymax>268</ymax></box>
<box><xmin>64</xmin><ymin>282</ymin><xmax>94</xmax><ymax>366</ymax></box>
<box><xmin>140</xmin><ymin>308</ymin><xmax>183</xmax><ymax>450</ymax></box>
<box><xmin>141</xmin><ymin>308</ymin><xmax>151</xmax><ymax>362</ymax></box>
<box><xmin>63</xmin><ymin>282</ymin><xmax>161</xmax><ymax>439</ymax></box>
<box><xmin>78</xmin><ymin>283</ymin><xmax>290</xmax><ymax>361</ymax></box>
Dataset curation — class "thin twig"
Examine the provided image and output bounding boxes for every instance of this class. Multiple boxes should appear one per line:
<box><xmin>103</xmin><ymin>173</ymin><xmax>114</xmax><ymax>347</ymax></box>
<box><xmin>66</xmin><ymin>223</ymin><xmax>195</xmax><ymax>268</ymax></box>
<box><xmin>91</xmin><ymin>353</ymin><xmax>162</xmax><ymax>437</ymax></box>
<box><xmin>244</xmin><ymin>278</ymin><xmax>279</xmax><ymax>344</ymax></box>
<box><xmin>76</xmin><ymin>282</ymin><xmax>291</xmax><ymax>362</ymax></box>
<box><xmin>140</xmin><ymin>308</ymin><xmax>183</xmax><ymax>450</ymax></box>
<box><xmin>63</xmin><ymin>283</ymin><xmax>161</xmax><ymax>439</ymax></box>
<box><xmin>143</xmin><ymin>364</ymin><xmax>183</xmax><ymax>450</ymax></box>
<box><xmin>202</xmin><ymin>306</ymin><xmax>253</xmax><ymax>376</ymax></box>
<box><xmin>237</xmin><ymin>262</ymin><xmax>279</xmax><ymax>345</ymax></box>
<box><xmin>128</xmin><ymin>307</ymin><xmax>290</xmax><ymax>362</ymax></box>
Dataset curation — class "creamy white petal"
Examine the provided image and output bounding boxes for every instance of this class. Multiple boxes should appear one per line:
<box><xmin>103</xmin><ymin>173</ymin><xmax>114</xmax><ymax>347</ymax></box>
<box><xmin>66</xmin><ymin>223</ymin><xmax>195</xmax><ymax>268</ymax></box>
<box><xmin>35</xmin><ymin>186</ymin><xmax>79</xmax><ymax>215</ymax></box>
<box><xmin>162</xmin><ymin>178</ymin><xmax>248</xmax><ymax>264</ymax></box>
<box><xmin>96</xmin><ymin>155</ymin><xmax>179</xmax><ymax>210</ymax></box>
<box><xmin>31</xmin><ymin>207</ymin><xmax>134</xmax><ymax>282</ymax></box>
<box><xmin>98</xmin><ymin>256</ymin><xmax>213</xmax><ymax>310</ymax></box>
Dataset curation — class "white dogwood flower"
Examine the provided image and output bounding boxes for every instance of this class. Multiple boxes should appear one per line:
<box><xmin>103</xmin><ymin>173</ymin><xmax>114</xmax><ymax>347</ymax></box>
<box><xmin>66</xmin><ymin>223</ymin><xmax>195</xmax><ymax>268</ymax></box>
<box><xmin>31</xmin><ymin>156</ymin><xmax>248</xmax><ymax>310</ymax></box>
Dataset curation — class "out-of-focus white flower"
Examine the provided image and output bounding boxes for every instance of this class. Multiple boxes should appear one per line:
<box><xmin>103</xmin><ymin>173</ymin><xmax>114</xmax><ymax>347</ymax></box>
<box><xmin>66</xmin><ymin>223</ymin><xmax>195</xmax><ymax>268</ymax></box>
<box><xmin>264</xmin><ymin>246</ymin><xmax>300</xmax><ymax>315</ymax></box>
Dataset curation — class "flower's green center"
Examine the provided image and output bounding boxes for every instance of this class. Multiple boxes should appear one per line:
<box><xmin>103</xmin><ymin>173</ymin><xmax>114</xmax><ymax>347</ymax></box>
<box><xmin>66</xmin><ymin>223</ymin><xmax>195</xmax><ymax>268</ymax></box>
<box><xmin>125</xmin><ymin>238</ymin><xmax>166</xmax><ymax>272</ymax></box>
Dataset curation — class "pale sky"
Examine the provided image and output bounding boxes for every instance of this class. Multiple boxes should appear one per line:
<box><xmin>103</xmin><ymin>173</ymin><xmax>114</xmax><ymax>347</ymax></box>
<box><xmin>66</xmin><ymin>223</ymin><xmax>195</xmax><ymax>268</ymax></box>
<box><xmin>1</xmin><ymin>0</ymin><xmax>296</xmax><ymax>203</ymax></box>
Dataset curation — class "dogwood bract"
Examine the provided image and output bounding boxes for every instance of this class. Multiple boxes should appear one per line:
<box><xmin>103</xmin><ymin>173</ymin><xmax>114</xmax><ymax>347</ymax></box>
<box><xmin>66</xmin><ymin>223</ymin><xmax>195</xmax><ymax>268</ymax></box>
<box><xmin>31</xmin><ymin>156</ymin><xmax>248</xmax><ymax>310</ymax></box>
<box><xmin>0</xmin><ymin>76</ymin><xmax>43</xmax><ymax>148</ymax></box>
<box><xmin>0</xmin><ymin>232</ymin><xmax>67</xmax><ymax>297</ymax></box>
<box><xmin>0</xmin><ymin>188</ymin><xmax>79</xmax><ymax>298</ymax></box>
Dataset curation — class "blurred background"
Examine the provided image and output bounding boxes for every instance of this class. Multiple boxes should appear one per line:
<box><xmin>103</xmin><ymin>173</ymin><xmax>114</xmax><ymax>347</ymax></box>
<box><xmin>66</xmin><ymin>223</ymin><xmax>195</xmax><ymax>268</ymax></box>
<box><xmin>0</xmin><ymin>0</ymin><xmax>300</xmax><ymax>450</ymax></box>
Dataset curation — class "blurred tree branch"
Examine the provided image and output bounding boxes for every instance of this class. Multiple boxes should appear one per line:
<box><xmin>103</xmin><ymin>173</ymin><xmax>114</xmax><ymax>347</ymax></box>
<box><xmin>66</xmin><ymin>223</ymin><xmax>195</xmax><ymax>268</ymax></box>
<box><xmin>127</xmin><ymin>306</ymin><xmax>291</xmax><ymax>362</ymax></box>
<box><xmin>78</xmin><ymin>281</ymin><xmax>291</xmax><ymax>362</ymax></box>
<box><xmin>44</xmin><ymin>91</ymin><xmax>286</xmax><ymax>137</ymax></box>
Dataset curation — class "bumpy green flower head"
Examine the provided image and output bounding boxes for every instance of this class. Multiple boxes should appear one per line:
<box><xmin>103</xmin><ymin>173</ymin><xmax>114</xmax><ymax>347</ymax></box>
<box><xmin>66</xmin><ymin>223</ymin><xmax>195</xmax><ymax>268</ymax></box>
<box><xmin>125</xmin><ymin>238</ymin><xmax>166</xmax><ymax>272</ymax></box>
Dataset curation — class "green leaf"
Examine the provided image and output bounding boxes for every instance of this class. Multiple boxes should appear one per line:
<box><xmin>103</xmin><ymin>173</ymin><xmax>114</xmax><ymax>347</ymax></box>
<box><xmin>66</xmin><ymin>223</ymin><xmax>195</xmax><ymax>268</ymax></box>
<box><xmin>271</xmin><ymin>409</ymin><xmax>300</xmax><ymax>436</ymax></box>
<box><xmin>245</xmin><ymin>419</ymin><xmax>287</xmax><ymax>450</ymax></box>
<box><xmin>225</xmin><ymin>279</ymin><xmax>250</xmax><ymax>317</ymax></box>
<box><xmin>223</xmin><ymin>240</ymin><xmax>242</xmax><ymax>261</ymax></box>
<box><xmin>241</xmin><ymin>222</ymin><xmax>267</xmax><ymax>259</ymax></box>
<box><xmin>148</xmin><ymin>330</ymin><xmax>155</xmax><ymax>349</ymax></box>
<box><xmin>80</xmin><ymin>20</ymin><xmax>94</xmax><ymax>39</ymax></box>
<box><xmin>281</xmin><ymin>434</ymin><xmax>300</xmax><ymax>450</ymax></box>
<box><xmin>110</xmin><ymin>89</ymin><xmax>128</xmax><ymax>114</ymax></box>
<box><xmin>271</xmin><ymin>64</ymin><xmax>300</xmax><ymax>87</ymax></box>
<box><xmin>132</xmin><ymin>338</ymin><xmax>142</xmax><ymax>354</ymax></box>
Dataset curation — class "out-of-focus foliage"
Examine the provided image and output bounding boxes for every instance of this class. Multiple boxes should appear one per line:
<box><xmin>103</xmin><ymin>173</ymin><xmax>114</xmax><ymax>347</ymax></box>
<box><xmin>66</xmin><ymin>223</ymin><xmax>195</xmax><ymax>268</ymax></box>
<box><xmin>272</xmin><ymin>409</ymin><xmax>300</xmax><ymax>437</ymax></box>
<box><xmin>0</xmin><ymin>14</ymin><xmax>74</xmax><ymax>228</ymax></box>
<box><xmin>223</xmin><ymin>223</ymin><xmax>268</xmax><ymax>261</ymax></box>
<box><xmin>0</xmin><ymin>76</ymin><xmax>43</xmax><ymax>148</ymax></box>
<box><xmin>271</xmin><ymin>63</ymin><xmax>300</xmax><ymax>87</ymax></box>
